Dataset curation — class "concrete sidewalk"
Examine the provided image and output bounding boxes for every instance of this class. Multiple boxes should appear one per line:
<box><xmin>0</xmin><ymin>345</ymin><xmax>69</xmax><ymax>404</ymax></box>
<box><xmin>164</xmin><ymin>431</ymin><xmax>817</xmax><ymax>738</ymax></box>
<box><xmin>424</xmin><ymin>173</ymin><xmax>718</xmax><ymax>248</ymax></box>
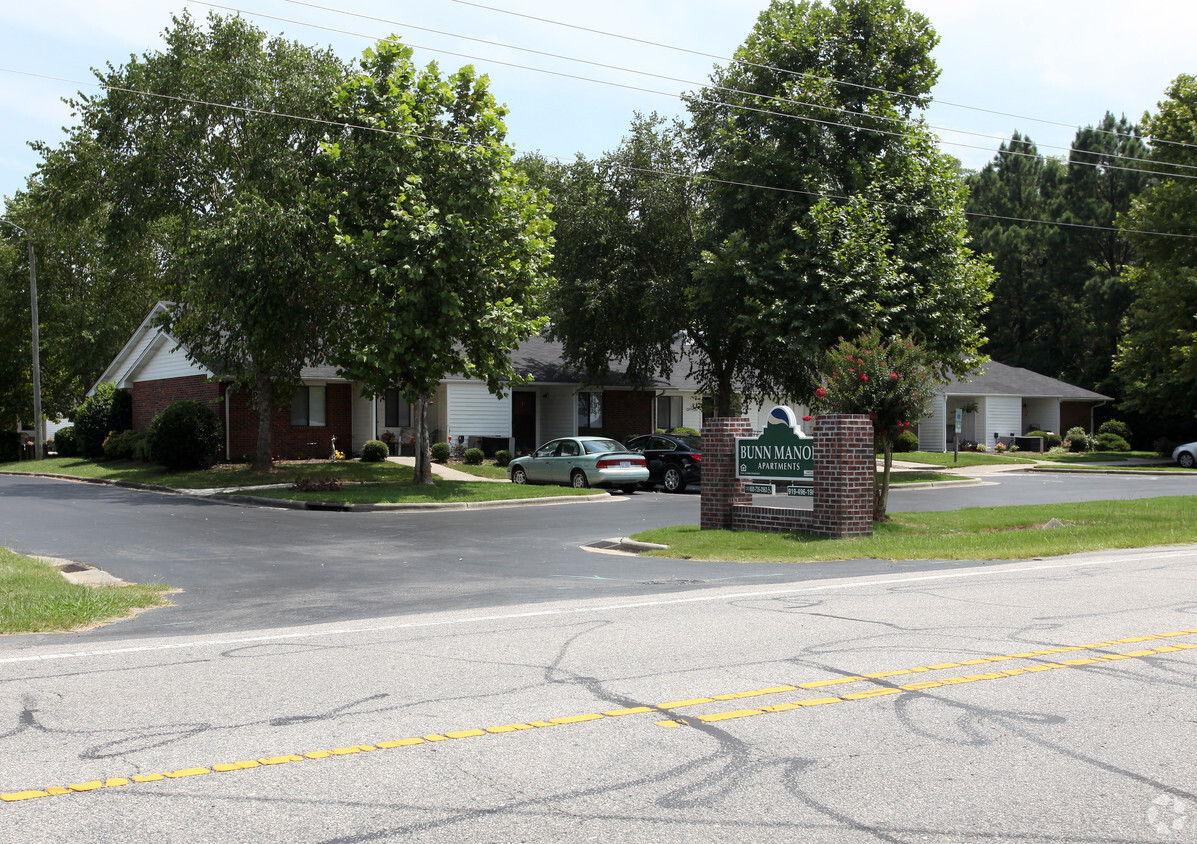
<box><xmin>386</xmin><ymin>455</ymin><xmax>508</xmax><ymax>482</ymax></box>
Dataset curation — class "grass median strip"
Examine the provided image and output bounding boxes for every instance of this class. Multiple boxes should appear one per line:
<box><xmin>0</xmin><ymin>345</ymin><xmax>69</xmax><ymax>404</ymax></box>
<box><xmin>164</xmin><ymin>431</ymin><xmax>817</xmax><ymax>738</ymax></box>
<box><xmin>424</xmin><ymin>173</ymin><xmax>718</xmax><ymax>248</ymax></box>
<box><xmin>0</xmin><ymin>547</ymin><xmax>173</xmax><ymax>634</ymax></box>
<box><xmin>7</xmin><ymin>629</ymin><xmax>1194</xmax><ymax>803</ymax></box>
<box><xmin>632</xmin><ymin>495</ymin><xmax>1197</xmax><ymax>562</ymax></box>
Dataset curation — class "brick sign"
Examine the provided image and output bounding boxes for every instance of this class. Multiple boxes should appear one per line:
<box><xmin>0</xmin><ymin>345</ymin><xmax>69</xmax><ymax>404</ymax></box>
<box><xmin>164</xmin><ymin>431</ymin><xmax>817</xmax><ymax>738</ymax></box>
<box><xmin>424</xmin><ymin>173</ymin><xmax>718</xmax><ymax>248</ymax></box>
<box><xmin>735</xmin><ymin>407</ymin><xmax>814</xmax><ymax>481</ymax></box>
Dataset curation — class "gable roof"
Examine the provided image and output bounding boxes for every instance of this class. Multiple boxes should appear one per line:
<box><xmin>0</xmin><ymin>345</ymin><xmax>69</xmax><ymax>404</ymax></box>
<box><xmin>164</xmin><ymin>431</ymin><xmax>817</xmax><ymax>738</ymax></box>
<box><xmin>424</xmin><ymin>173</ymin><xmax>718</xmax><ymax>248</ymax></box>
<box><xmin>943</xmin><ymin>361</ymin><xmax>1110</xmax><ymax>401</ymax></box>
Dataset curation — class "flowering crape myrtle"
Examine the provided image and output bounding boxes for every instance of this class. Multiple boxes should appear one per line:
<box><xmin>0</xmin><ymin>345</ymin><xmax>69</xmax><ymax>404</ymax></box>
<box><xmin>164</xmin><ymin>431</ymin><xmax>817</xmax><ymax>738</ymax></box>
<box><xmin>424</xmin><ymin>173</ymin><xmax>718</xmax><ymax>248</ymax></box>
<box><xmin>809</xmin><ymin>330</ymin><xmax>944</xmax><ymax>519</ymax></box>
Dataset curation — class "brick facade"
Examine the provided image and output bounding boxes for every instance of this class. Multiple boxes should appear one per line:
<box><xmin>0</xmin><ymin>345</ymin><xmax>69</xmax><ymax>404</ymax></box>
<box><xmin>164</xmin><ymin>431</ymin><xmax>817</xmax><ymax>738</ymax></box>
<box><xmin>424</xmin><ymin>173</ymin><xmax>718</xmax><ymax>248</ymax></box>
<box><xmin>702</xmin><ymin>414</ymin><xmax>874</xmax><ymax>538</ymax></box>
<box><xmin>226</xmin><ymin>383</ymin><xmax>353</xmax><ymax>462</ymax></box>
<box><xmin>579</xmin><ymin>389</ymin><xmax>653</xmax><ymax>442</ymax></box>
<box><xmin>132</xmin><ymin>375</ymin><xmax>225</xmax><ymax>433</ymax></box>
<box><xmin>132</xmin><ymin>376</ymin><xmax>353</xmax><ymax>462</ymax></box>
<box><xmin>700</xmin><ymin>417</ymin><xmax>754</xmax><ymax>530</ymax></box>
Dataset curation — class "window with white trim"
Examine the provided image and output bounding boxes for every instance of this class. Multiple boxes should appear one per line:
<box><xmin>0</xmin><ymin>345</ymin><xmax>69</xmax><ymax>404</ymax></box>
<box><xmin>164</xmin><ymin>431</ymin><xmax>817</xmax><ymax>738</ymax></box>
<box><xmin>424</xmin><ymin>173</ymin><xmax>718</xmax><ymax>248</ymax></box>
<box><xmin>291</xmin><ymin>385</ymin><xmax>326</xmax><ymax>426</ymax></box>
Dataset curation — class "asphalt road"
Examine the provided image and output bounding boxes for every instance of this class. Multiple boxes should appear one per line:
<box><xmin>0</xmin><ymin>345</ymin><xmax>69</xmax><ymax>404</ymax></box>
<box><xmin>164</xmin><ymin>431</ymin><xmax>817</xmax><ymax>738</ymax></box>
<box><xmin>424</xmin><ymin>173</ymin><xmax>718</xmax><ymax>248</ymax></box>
<box><xmin>3</xmin><ymin>546</ymin><xmax>1195</xmax><ymax>842</ymax></box>
<box><xmin>1</xmin><ymin>469</ymin><xmax>1196</xmax><ymax>642</ymax></box>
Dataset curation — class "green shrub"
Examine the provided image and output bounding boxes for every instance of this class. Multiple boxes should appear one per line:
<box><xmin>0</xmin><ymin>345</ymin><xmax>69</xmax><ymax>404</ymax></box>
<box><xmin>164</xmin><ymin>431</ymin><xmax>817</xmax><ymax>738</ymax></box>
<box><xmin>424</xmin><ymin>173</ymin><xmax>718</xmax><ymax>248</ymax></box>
<box><xmin>147</xmin><ymin>400</ymin><xmax>222</xmax><ymax>470</ymax></box>
<box><xmin>74</xmin><ymin>383</ymin><xmax>120</xmax><ymax>458</ymax></box>
<box><xmin>103</xmin><ymin>429</ymin><xmax>145</xmax><ymax>460</ymax></box>
<box><xmin>668</xmin><ymin>426</ymin><xmax>700</xmax><ymax>436</ymax></box>
<box><xmin>360</xmin><ymin>439</ymin><xmax>389</xmax><ymax>462</ymax></box>
<box><xmin>1026</xmin><ymin>430</ymin><xmax>1062</xmax><ymax>449</ymax></box>
<box><xmin>110</xmin><ymin>388</ymin><xmax>133</xmax><ymax>432</ymax></box>
<box><xmin>1098</xmin><ymin>419</ymin><xmax>1132</xmax><ymax>441</ymax></box>
<box><xmin>494</xmin><ymin>449</ymin><xmax>512</xmax><ymax>467</ymax></box>
<box><xmin>430</xmin><ymin>442</ymin><xmax>450</xmax><ymax>462</ymax></box>
<box><xmin>132</xmin><ymin>435</ymin><xmax>152</xmax><ymax>462</ymax></box>
<box><xmin>53</xmin><ymin>426</ymin><xmax>78</xmax><ymax>457</ymax></box>
<box><xmin>1065</xmin><ymin>426</ymin><xmax>1089</xmax><ymax>453</ymax></box>
<box><xmin>974</xmin><ymin>442</ymin><xmax>987</xmax><ymax>452</ymax></box>
<box><xmin>464</xmin><ymin>447</ymin><xmax>485</xmax><ymax>465</ymax></box>
<box><xmin>1093</xmin><ymin>432</ymin><xmax>1131</xmax><ymax>452</ymax></box>
<box><xmin>892</xmin><ymin>430</ymin><xmax>919</xmax><ymax>453</ymax></box>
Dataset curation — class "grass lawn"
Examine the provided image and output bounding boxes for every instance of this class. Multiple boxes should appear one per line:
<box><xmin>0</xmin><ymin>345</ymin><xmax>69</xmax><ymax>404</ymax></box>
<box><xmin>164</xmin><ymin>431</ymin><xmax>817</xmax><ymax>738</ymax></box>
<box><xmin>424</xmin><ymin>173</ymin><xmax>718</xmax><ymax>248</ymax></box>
<box><xmin>894</xmin><ymin>451</ymin><xmax>1036</xmax><ymax>467</ymax></box>
<box><xmin>1033</xmin><ymin>451</ymin><xmax>1169</xmax><ymax>464</ymax></box>
<box><xmin>444</xmin><ymin>461</ymin><xmax>510</xmax><ymax>480</ymax></box>
<box><xmin>631</xmin><ymin>495</ymin><xmax>1197</xmax><ymax>563</ymax></box>
<box><xmin>889</xmin><ymin>471</ymin><xmax>964</xmax><ymax>484</ymax></box>
<box><xmin>0</xmin><ymin>456</ymin><xmax>410</xmax><ymax>489</ymax></box>
<box><xmin>224</xmin><ymin>464</ymin><xmax>596</xmax><ymax>504</ymax></box>
<box><xmin>1</xmin><ymin>546</ymin><xmax>173</xmax><ymax>634</ymax></box>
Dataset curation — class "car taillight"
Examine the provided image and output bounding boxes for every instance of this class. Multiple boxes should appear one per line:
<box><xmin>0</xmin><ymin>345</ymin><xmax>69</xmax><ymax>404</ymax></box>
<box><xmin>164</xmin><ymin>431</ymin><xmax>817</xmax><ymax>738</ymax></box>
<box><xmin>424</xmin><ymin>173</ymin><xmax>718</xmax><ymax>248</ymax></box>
<box><xmin>596</xmin><ymin>457</ymin><xmax>646</xmax><ymax>468</ymax></box>
<box><xmin>690</xmin><ymin>454</ymin><xmax>701</xmax><ymax>462</ymax></box>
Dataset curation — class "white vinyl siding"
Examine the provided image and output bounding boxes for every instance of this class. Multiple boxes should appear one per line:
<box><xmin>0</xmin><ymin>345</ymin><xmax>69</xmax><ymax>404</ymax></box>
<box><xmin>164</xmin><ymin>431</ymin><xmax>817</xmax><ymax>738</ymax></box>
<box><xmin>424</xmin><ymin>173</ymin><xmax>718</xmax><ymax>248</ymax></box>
<box><xmin>979</xmin><ymin>397</ymin><xmax>1022</xmax><ymax>444</ymax></box>
<box><xmin>133</xmin><ymin>338</ymin><xmax>208</xmax><ymax>384</ymax></box>
<box><xmin>539</xmin><ymin>388</ymin><xmax>576</xmax><ymax>442</ymax></box>
<box><xmin>681</xmin><ymin>397</ymin><xmax>703</xmax><ymax>432</ymax></box>
<box><xmin>1023</xmin><ymin>398</ymin><xmax>1060</xmax><ymax>435</ymax></box>
<box><xmin>445</xmin><ymin>382</ymin><xmax>511</xmax><ymax>439</ymax></box>
<box><xmin>351</xmin><ymin>384</ymin><xmax>375</xmax><ymax>452</ymax></box>
<box><xmin>919</xmin><ymin>394</ymin><xmax>947</xmax><ymax>452</ymax></box>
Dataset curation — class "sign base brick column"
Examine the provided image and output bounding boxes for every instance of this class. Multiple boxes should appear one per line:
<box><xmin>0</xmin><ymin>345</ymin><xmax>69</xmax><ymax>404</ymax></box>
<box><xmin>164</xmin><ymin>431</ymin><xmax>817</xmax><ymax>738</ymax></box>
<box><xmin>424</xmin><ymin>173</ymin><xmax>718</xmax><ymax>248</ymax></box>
<box><xmin>700</xmin><ymin>417</ymin><xmax>754</xmax><ymax>530</ymax></box>
<box><xmin>809</xmin><ymin>414</ymin><xmax>874</xmax><ymax>538</ymax></box>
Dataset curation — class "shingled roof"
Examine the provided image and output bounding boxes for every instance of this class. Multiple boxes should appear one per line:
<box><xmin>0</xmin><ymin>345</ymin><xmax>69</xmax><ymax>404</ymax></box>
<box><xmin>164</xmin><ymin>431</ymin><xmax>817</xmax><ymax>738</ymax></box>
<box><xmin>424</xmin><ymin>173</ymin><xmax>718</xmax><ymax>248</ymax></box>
<box><xmin>943</xmin><ymin>361</ymin><xmax>1110</xmax><ymax>401</ymax></box>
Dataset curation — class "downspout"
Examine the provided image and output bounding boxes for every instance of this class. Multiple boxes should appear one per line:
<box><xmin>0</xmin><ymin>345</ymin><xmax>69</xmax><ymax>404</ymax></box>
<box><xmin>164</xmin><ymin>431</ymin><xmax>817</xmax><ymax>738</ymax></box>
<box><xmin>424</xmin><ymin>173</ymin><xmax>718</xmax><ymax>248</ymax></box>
<box><xmin>1090</xmin><ymin>400</ymin><xmax>1109</xmax><ymax>435</ymax></box>
<box><xmin>224</xmin><ymin>383</ymin><xmax>231</xmax><ymax>462</ymax></box>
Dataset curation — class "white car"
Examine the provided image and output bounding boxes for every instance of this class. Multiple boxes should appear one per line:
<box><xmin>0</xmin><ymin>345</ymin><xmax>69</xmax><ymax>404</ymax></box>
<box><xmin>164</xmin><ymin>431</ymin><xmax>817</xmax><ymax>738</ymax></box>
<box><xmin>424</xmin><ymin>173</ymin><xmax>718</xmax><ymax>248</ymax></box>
<box><xmin>1173</xmin><ymin>441</ymin><xmax>1197</xmax><ymax>469</ymax></box>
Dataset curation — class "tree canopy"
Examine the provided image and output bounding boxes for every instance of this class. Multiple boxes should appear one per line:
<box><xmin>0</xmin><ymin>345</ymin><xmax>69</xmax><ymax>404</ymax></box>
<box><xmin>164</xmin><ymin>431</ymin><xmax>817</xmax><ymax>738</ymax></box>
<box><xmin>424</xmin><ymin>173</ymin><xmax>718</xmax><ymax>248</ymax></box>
<box><xmin>546</xmin><ymin>0</ymin><xmax>991</xmax><ymax>416</ymax></box>
<box><xmin>1115</xmin><ymin>74</ymin><xmax>1197</xmax><ymax>422</ymax></box>
<box><xmin>325</xmin><ymin>39</ymin><xmax>554</xmax><ymax>483</ymax></box>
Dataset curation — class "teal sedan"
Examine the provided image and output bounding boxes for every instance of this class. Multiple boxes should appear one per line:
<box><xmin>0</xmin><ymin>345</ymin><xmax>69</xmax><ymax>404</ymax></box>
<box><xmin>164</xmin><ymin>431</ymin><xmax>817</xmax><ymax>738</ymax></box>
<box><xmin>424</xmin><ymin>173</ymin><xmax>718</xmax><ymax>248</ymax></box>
<box><xmin>507</xmin><ymin>437</ymin><xmax>648</xmax><ymax>493</ymax></box>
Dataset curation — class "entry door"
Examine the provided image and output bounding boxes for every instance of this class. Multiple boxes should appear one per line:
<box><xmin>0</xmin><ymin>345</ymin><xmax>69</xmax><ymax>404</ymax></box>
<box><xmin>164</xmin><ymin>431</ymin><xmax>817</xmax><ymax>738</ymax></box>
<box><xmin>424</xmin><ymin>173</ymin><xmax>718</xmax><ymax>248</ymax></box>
<box><xmin>512</xmin><ymin>391</ymin><xmax>537</xmax><ymax>454</ymax></box>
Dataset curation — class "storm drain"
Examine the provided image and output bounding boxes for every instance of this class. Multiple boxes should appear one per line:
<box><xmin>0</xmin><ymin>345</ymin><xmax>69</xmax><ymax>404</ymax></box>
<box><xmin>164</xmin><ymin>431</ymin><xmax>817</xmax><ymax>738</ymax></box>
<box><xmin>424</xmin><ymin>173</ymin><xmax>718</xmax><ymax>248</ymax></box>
<box><xmin>585</xmin><ymin>540</ymin><xmax>621</xmax><ymax>550</ymax></box>
<box><xmin>57</xmin><ymin>563</ymin><xmax>90</xmax><ymax>573</ymax></box>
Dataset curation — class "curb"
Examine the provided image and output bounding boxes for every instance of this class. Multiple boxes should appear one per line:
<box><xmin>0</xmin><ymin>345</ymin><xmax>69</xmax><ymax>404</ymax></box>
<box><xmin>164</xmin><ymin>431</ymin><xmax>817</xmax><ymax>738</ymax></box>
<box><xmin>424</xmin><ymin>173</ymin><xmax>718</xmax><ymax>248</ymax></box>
<box><xmin>888</xmin><ymin>477</ymin><xmax>984</xmax><ymax>491</ymax></box>
<box><xmin>213</xmin><ymin>492</ymin><xmax>611</xmax><ymax>511</ymax></box>
<box><xmin>1026</xmin><ymin>465</ymin><xmax>1184</xmax><ymax>476</ymax></box>
<box><xmin>1</xmin><ymin>471</ymin><xmax>611</xmax><ymax>511</ymax></box>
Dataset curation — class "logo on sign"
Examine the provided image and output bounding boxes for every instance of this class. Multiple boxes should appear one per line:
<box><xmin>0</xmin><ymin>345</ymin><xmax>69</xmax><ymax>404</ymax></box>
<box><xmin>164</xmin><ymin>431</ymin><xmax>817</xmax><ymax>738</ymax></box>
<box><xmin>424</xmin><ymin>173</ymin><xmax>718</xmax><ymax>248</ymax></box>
<box><xmin>736</xmin><ymin>406</ymin><xmax>814</xmax><ymax>480</ymax></box>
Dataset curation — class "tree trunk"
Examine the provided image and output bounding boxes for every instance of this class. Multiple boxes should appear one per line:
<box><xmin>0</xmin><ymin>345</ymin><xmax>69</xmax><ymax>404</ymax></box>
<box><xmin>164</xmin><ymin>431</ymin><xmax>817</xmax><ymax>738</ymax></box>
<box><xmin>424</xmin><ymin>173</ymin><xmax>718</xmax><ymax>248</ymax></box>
<box><xmin>874</xmin><ymin>441</ymin><xmax>892</xmax><ymax>522</ymax></box>
<box><xmin>253</xmin><ymin>373</ymin><xmax>274</xmax><ymax>472</ymax></box>
<box><xmin>412</xmin><ymin>393</ymin><xmax>435</xmax><ymax>485</ymax></box>
<box><xmin>716</xmin><ymin>372</ymin><xmax>734</xmax><ymax>417</ymax></box>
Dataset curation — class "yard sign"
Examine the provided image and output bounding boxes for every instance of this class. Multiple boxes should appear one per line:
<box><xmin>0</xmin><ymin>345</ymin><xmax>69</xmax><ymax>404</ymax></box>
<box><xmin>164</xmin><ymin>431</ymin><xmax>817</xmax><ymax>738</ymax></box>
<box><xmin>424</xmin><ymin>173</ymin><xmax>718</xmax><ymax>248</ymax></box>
<box><xmin>735</xmin><ymin>407</ymin><xmax>814</xmax><ymax>495</ymax></box>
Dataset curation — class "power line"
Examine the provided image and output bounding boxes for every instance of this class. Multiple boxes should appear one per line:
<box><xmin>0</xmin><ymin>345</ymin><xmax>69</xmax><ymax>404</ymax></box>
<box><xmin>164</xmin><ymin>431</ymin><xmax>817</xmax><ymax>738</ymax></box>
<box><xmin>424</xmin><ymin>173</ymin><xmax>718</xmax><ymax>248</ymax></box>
<box><xmin>254</xmin><ymin>0</ymin><xmax>1180</xmax><ymax>174</ymax></box>
<box><xmin>445</xmin><ymin>0</ymin><xmax>1197</xmax><ymax>154</ymax></box>
<box><xmin>2</xmin><ymin>66</ymin><xmax>1191</xmax><ymax>242</ymax></box>
<box><xmin>185</xmin><ymin>1</ymin><xmax>1190</xmax><ymax>183</ymax></box>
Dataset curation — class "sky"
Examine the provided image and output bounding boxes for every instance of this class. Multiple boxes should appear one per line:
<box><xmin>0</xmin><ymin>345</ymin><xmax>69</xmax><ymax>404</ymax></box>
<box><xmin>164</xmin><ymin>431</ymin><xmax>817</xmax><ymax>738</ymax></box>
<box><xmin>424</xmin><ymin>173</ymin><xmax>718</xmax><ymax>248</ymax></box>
<box><xmin>2</xmin><ymin>0</ymin><xmax>1195</xmax><ymax>207</ymax></box>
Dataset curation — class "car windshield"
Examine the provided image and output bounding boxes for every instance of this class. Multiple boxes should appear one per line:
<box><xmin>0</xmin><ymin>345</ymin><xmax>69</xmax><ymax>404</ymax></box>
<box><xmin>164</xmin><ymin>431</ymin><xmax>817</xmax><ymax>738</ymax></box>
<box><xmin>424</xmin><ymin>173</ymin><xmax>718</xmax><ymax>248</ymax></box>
<box><xmin>582</xmin><ymin>439</ymin><xmax>625</xmax><ymax>454</ymax></box>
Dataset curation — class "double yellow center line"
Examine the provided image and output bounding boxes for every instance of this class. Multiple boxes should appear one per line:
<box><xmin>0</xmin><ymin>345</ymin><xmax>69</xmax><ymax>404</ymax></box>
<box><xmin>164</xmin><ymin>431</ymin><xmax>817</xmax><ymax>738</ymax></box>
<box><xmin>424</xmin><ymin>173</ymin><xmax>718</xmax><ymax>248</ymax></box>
<box><xmin>4</xmin><ymin>628</ymin><xmax>1194</xmax><ymax>803</ymax></box>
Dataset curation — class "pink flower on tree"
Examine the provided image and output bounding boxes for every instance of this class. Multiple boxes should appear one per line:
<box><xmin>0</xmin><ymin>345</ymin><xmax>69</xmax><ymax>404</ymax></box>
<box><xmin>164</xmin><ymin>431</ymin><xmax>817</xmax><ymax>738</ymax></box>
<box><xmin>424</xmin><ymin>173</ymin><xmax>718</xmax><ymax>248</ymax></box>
<box><xmin>815</xmin><ymin>387</ymin><xmax>827</xmax><ymax>397</ymax></box>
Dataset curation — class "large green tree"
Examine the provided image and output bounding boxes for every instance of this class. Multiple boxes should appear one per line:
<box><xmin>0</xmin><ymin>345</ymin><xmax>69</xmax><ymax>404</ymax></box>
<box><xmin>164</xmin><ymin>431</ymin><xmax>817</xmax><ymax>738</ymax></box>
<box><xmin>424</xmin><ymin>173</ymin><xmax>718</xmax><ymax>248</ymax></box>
<box><xmin>1115</xmin><ymin>74</ymin><xmax>1197</xmax><ymax>422</ymax></box>
<box><xmin>0</xmin><ymin>135</ymin><xmax>163</xmax><ymax>426</ymax></box>
<box><xmin>75</xmin><ymin>12</ymin><xmax>349</xmax><ymax>469</ymax></box>
<box><xmin>325</xmin><ymin>40</ymin><xmax>553</xmax><ymax>484</ymax></box>
<box><xmin>1054</xmin><ymin>114</ymin><xmax>1150</xmax><ymax>391</ymax></box>
<box><xmin>548</xmin><ymin>0</ymin><xmax>991</xmax><ymax>415</ymax></box>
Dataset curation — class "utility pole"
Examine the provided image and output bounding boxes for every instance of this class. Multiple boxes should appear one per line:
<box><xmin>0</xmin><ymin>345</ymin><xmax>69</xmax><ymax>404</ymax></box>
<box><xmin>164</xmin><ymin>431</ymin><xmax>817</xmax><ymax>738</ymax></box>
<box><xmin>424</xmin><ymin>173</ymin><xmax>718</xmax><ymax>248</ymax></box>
<box><xmin>1</xmin><ymin>219</ymin><xmax>42</xmax><ymax>459</ymax></box>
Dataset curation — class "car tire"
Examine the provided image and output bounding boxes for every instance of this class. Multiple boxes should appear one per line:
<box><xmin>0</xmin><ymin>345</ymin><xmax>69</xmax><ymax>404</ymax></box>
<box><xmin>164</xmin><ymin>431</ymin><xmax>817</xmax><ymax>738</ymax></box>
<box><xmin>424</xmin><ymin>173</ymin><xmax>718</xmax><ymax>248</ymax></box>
<box><xmin>1179</xmin><ymin>452</ymin><xmax>1196</xmax><ymax>469</ymax></box>
<box><xmin>512</xmin><ymin>466</ymin><xmax>528</xmax><ymax>484</ymax></box>
<box><xmin>662</xmin><ymin>466</ymin><xmax>685</xmax><ymax>493</ymax></box>
<box><xmin>619</xmin><ymin>485</ymin><xmax>638</xmax><ymax>495</ymax></box>
<box><xmin>571</xmin><ymin>469</ymin><xmax>589</xmax><ymax>489</ymax></box>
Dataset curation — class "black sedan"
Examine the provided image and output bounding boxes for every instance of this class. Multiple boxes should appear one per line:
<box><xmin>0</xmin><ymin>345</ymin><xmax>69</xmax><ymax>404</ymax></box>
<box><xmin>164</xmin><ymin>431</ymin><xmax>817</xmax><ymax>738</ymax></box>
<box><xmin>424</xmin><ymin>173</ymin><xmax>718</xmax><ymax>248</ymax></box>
<box><xmin>625</xmin><ymin>434</ymin><xmax>702</xmax><ymax>493</ymax></box>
